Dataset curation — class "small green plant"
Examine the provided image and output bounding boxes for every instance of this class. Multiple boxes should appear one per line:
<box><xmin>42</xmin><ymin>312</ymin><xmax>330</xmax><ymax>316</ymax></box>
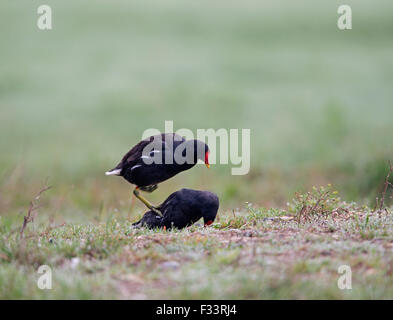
<box><xmin>247</xmin><ymin>203</ymin><xmax>286</xmax><ymax>219</ymax></box>
<box><xmin>287</xmin><ymin>185</ymin><xmax>342</xmax><ymax>222</ymax></box>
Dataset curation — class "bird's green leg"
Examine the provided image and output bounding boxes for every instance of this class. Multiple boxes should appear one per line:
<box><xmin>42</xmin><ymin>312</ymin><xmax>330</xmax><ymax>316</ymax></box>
<box><xmin>133</xmin><ymin>188</ymin><xmax>162</xmax><ymax>216</ymax></box>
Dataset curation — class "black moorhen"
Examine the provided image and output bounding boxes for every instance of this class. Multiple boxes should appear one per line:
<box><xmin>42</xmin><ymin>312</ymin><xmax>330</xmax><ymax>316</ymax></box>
<box><xmin>133</xmin><ymin>188</ymin><xmax>219</xmax><ymax>229</ymax></box>
<box><xmin>106</xmin><ymin>133</ymin><xmax>210</xmax><ymax>214</ymax></box>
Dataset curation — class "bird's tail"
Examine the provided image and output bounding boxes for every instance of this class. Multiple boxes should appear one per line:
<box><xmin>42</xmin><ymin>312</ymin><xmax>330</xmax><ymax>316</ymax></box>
<box><xmin>105</xmin><ymin>168</ymin><xmax>121</xmax><ymax>176</ymax></box>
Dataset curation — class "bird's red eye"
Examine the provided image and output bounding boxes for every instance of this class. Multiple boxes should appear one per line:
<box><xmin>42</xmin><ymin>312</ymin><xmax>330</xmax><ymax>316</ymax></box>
<box><xmin>206</xmin><ymin>220</ymin><xmax>213</xmax><ymax>226</ymax></box>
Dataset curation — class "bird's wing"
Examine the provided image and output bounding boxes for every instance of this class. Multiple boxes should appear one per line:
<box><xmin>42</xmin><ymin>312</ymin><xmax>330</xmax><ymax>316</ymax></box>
<box><xmin>116</xmin><ymin>136</ymin><xmax>162</xmax><ymax>168</ymax></box>
<box><xmin>112</xmin><ymin>133</ymin><xmax>185</xmax><ymax>170</ymax></box>
<box><xmin>158</xmin><ymin>192</ymin><xmax>178</xmax><ymax>214</ymax></box>
<box><xmin>127</xmin><ymin>133</ymin><xmax>184</xmax><ymax>162</ymax></box>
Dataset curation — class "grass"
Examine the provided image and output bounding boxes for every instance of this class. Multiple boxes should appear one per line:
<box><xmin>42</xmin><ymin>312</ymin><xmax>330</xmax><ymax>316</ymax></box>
<box><xmin>1</xmin><ymin>187</ymin><xmax>393</xmax><ymax>299</ymax></box>
<box><xmin>1</xmin><ymin>0</ymin><xmax>393</xmax><ymax>299</ymax></box>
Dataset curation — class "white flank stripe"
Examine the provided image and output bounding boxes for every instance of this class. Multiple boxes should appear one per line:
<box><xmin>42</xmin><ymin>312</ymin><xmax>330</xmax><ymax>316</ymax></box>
<box><xmin>131</xmin><ymin>164</ymin><xmax>142</xmax><ymax>171</ymax></box>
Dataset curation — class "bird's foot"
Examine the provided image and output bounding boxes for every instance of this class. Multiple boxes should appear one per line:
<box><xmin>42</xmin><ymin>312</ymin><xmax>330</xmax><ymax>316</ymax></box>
<box><xmin>139</xmin><ymin>185</ymin><xmax>158</xmax><ymax>193</ymax></box>
<box><xmin>133</xmin><ymin>188</ymin><xmax>163</xmax><ymax>217</ymax></box>
<box><xmin>150</xmin><ymin>206</ymin><xmax>163</xmax><ymax>217</ymax></box>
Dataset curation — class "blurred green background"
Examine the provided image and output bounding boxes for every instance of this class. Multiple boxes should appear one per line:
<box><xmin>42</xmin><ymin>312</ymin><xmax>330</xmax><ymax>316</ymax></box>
<box><xmin>1</xmin><ymin>0</ymin><xmax>393</xmax><ymax>222</ymax></box>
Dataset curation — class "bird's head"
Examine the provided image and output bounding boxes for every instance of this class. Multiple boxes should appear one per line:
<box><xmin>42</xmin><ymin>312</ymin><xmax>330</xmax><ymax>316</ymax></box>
<box><xmin>203</xmin><ymin>207</ymin><xmax>217</xmax><ymax>227</ymax></box>
<box><xmin>194</xmin><ymin>139</ymin><xmax>210</xmax><ymax>168</ymax></box>
<box><xmin>179</xmin><ymin>139</ymin><xmax>210</xmax><ymax>168</ymax></box>
<box><xmin>201</xmin><ymin>192</ymin><xmax>219</xmax><ymax>226</ymax></box>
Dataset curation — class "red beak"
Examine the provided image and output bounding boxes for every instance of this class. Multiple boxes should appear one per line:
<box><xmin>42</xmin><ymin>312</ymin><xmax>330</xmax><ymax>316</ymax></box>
<box><xmin>205</xmin><ymin>151</ymin><xmax>210</xmax><ymax>169</ymax></box>
<box><xmin>204</xmin><ymin>220</ymin><xmax>213</xmax><ymax>227</ymax></box>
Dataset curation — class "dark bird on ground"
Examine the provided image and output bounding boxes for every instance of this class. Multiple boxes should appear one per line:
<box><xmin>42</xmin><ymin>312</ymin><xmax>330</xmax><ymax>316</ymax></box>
<box><xmin>133</xmin><ymin>188</ymin><xmax>219</xmax><ymax>229</ymax></box>
<box><xmin>106</xmin><ymin>133</ymin><xmax>210</xmax><ymax>214</ymax></box>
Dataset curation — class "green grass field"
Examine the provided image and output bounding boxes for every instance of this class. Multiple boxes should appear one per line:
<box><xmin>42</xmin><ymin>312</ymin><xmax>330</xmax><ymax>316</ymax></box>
<box><xmin>1</xmin><ymin>0</ymin><xmax>393</xmax><ymax>299</ymax></box>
